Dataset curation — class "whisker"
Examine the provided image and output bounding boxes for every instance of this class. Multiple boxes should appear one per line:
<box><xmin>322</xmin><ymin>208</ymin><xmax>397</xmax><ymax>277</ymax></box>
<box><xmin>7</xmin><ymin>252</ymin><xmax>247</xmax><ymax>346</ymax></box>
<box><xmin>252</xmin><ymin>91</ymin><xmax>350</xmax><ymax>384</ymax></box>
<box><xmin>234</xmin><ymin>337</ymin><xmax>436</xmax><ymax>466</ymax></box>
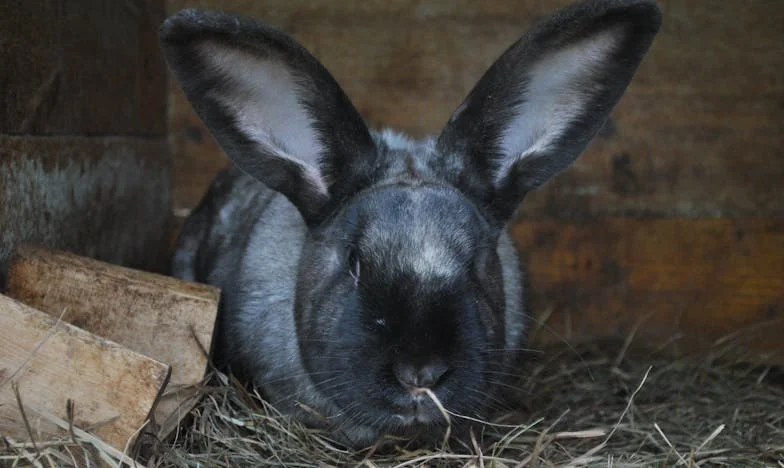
<box><xmin>486</xmin><ymin>379</ymin><xmax>531</xmax><ymax>395</ymax></box>
<box><xmin>257</xmin><ymin>369</ymin><xmax>340</xmax><ymax>387</ymax></box>
<box><xmin>480</xmin><ymin>369</ymin><xmax>528</xmax><ymax>379</ymax></box>
<box><xmin>481</xmin><ymin>347</ymin><xmax>544</xmax><ymax>354</ymax></box>
<box><xmin>460</xmin><ymin>387</ymin><xmax>514</xmax><ymax>414</ymax></box>
<box><xmin>327</xmin><ymin>401</ymin><xmax>361</xmax><ymax>420</ymax></box>
<box><xmin>524</xmin><ymin>315</ymin><xmax>596</xmax><ymax>381</ymax></box>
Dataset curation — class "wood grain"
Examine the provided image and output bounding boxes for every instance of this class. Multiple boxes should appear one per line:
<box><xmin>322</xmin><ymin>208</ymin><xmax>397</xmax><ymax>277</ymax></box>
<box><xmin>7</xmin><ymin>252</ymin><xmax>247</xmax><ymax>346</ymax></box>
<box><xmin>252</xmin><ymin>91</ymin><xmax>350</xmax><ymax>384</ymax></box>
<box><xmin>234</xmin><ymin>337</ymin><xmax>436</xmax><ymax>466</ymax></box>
<box><xmin>0</xmin><ymin>0</ymin><xmax>166</xmax><ymax>136</ymax></box>
<box><xmin>0</xmin><ymin>136</ymin><xmax>172</xmax><ymax>289</ymax></box>
<box><xmin>0</xmin><ymin>293</ymin><xmax>170</xmax><ymax>450</ymax></box>
<box><xmin>6</xmin><ymin>245</ymin><xmax>220</xmax><ymax>438</ymax></box>
<box><xmin>513</xmin><ymin>217</ymin><xmax>784</xmax><ymax>363</ymax></box>
<box><xmin>166</xmin><ymin>0</ymin><xmax>783</xmax><ymax>216</ymax></box>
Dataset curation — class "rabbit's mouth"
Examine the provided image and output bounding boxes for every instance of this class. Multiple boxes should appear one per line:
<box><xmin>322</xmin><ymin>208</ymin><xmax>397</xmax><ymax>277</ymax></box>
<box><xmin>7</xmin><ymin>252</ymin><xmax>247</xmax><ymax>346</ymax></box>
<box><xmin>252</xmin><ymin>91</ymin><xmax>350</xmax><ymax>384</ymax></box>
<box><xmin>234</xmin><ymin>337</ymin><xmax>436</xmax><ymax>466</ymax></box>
<box><xmin>391</xmin><ymin>411</ymin><xmax>434</xmax><ymax>427</ymax></box>
<box><xmin>390</xmin><ymin>390</ymin><xmax>449</xmax><ymax>427</ymax></box>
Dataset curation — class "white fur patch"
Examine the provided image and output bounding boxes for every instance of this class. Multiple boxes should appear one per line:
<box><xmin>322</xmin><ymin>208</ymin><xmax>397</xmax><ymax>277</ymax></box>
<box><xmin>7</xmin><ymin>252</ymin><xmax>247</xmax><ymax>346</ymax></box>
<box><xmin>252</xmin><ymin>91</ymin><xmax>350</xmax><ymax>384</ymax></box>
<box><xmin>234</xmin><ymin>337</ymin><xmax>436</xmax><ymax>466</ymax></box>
<box><xmin>361</xmin><ymin>190</ymin><xmax>469</xmax><ymax>281</ymax></box>
<box><xmin>496</xmin><ymin>28</ymin><xmax>620</xmax><ymax>181</ymax></box>
<box><xmin>378</xmin><ymin>128</ymin><xmax>413</xmax><ymax>148</ymax></box>
<box><xmin>408</xmin><ymin>238</ymin><xmax>460</xmax><ymax>279</ymax></box>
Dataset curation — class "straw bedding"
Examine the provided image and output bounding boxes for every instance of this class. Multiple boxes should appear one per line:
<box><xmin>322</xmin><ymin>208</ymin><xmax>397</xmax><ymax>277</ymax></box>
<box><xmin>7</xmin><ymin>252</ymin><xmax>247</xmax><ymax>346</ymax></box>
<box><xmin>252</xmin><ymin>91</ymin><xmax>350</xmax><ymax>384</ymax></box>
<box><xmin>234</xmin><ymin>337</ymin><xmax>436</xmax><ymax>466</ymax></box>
<box><xmin>4</xmin><ymin>337</ymin><xmax>782</xmax><ymax>467</ymax></box>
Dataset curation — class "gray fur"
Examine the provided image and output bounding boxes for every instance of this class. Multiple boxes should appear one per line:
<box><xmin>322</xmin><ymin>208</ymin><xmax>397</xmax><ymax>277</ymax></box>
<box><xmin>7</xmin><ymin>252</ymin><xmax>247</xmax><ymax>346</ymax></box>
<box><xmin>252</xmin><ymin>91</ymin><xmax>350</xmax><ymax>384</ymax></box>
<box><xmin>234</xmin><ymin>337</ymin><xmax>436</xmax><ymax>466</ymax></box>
<box><xmin>172</xmin><ymin>136</ymin><xmax>526</xmax><ymax>444</ymax></box>
<box><xmin>163</xmin><ymin>0</ymin><xmax>661</xmax><ymax>448</ymax></box>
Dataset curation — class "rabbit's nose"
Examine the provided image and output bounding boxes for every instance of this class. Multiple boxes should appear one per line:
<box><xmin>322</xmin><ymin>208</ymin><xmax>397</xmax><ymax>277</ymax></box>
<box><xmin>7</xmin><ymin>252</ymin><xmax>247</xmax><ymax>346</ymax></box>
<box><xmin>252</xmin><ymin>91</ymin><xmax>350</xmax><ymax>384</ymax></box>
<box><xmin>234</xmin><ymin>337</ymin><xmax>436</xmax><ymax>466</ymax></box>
<box><xmin>394</xmin><ymin>360</ymin><xmax>449</xmax><ymax>389</ymax></box>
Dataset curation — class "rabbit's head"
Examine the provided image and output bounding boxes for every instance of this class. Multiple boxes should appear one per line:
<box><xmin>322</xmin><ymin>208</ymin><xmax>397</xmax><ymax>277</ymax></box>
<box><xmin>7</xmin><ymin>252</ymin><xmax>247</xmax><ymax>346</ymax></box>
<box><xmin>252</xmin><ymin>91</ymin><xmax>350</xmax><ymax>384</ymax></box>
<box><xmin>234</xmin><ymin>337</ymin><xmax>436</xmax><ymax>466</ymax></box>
<box><xmin>161</xmin><ymin>0</ymin><xmax>660</xmax><ymax>438</ymax></box>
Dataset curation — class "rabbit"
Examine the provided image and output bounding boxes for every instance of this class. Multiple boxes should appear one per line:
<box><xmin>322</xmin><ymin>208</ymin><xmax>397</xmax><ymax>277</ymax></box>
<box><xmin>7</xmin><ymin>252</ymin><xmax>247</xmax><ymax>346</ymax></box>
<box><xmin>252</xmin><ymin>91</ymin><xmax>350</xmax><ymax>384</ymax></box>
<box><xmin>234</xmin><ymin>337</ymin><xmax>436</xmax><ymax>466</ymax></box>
<box><xmin>161</xmin><ymin>0</ymin><xmax>661</xmax><ymax>448</ymax></box>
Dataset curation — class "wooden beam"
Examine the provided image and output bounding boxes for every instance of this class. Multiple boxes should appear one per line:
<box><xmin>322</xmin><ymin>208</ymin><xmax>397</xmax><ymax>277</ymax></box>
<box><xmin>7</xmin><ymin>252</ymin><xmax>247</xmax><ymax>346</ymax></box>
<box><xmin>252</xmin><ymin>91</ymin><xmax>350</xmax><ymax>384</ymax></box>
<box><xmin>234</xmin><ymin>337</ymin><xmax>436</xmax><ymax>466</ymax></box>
<box><xmin>0</xmin><ymin>135</ymin><xmax>171</xmax><ymax>289</ymax></box>
<box><xmin>0</xmin><ymin>293</ymin><xmax>170</xmax><ymax>451</ymax></box>
<box><xmin>0</xmin><ymin>0</ymin><xmax>166</xmax><ymax>135</ymax></box>
<box><xmin>6</xmin><ymin>245</ymin><xmax>220</xmax><ymax>438</ymax></box>
<box><xmin>512</xmin><ymin>217</ymin><xmax>784</xmax><ymax>363</ymax></box>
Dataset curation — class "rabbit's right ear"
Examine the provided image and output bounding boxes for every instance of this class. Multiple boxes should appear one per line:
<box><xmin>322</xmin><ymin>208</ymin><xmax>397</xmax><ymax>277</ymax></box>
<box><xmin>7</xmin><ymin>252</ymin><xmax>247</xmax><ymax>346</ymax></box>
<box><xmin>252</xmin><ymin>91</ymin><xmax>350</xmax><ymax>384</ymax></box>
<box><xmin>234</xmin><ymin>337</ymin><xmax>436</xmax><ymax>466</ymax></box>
<box><xmin>160</xmin><ymin>9</ymin><xmax>376</xmax><ymax>224</ymax></box>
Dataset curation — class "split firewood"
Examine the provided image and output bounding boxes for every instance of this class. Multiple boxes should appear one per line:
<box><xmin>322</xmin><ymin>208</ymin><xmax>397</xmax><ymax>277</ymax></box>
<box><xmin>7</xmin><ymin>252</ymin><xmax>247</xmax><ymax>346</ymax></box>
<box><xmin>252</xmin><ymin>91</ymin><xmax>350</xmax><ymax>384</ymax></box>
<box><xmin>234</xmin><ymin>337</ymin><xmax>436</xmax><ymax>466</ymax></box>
<box><xmin>0</xmin><ymin>293</ymin><xmax>171</xmax><ymax>451</ymax></box>
<box><xmin>6</xmin><ymin>244</ymin><xmax>221</xmax><ymax>439</ymax></box>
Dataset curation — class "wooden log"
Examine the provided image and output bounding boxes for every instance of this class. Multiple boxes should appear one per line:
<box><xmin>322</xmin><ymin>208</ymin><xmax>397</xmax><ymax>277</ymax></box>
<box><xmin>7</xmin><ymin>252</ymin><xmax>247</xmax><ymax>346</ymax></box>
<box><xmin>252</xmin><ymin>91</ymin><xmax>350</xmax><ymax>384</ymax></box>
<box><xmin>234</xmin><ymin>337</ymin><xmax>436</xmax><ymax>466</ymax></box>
<box><xmin>512</xmin><ymin>217</ymin><xmax>784</xmax><ymax>363</ymax></box>
<box><xmin>6</xmin><ymin>245</ymin><xmax>220</xmax><ymax>439</ymax></box>
<box><xmin>0</xmin><ymin>293</ymin><xmax>170</xmax><ymax>451</ymax></box>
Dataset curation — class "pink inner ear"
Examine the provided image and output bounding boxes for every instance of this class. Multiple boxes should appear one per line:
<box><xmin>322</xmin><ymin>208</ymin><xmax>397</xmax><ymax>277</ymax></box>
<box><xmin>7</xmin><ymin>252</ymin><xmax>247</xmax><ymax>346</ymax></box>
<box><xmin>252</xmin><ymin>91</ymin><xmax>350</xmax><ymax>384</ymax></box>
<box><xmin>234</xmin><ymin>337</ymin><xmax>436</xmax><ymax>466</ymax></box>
<box><xmin>198</xmin><ymin>42</ymin><xmax>325</xmax><ymax>169</ymax></box>
<box><xmin>496</xmin><ymin>27</ymin><xmax>621</xmax><ymax>182</ymax></box>
<box><xmin>250</xmin><ymin>136</ymin><xmax>329</xmax><ymax>196</ymax></box>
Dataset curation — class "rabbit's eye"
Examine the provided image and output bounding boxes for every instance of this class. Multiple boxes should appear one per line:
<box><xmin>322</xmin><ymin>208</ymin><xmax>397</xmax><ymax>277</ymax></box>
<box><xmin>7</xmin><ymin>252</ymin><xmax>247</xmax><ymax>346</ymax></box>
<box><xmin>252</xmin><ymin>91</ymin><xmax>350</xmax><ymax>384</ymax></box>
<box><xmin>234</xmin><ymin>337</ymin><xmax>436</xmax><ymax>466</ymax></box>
<box><xmin>347</xmin><ymin>248</ymin><xmax>360</xmax><ymax>285</ymax></box>
<box><xmin>362</xmin><ymin>315</ymin><xmax>389</xmax><ymax>334</ymax></box>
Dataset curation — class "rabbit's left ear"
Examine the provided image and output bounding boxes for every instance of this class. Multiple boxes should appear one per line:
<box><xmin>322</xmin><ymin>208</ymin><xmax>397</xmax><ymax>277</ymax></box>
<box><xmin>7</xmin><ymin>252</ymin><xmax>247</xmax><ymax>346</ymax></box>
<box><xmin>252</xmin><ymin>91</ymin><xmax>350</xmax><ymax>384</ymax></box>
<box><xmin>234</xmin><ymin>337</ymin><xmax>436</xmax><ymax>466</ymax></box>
<box><xmin>160</xmin><ymin>9</ymin><xmax>376</xmax><ymax>225</ymax></box>
<box><xmin>437</xmin><ymin>0</ymin><xmax>662</xmax><ymax>221</ymax></box>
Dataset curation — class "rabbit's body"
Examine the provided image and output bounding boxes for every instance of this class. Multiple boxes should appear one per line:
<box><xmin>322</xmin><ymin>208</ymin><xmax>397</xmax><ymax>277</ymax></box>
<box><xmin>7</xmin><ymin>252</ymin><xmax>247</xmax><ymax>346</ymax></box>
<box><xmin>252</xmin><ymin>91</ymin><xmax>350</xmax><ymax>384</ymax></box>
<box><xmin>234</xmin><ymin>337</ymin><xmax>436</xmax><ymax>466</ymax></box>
<box><xmin>163</xmin><ymin>0</ymin><xmax>661</xmax><ymax>448</ymax></box>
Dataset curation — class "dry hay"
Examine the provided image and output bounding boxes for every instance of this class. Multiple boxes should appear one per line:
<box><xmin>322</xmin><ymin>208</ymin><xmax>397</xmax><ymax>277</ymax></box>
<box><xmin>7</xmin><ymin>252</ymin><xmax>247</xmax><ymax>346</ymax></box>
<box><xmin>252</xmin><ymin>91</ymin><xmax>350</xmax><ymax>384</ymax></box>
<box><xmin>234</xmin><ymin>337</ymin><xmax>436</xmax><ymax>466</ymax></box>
<box><xmin>3</xmin><ymin>338</ymin><xmax>783</xmax><ymax>467</ymax></box>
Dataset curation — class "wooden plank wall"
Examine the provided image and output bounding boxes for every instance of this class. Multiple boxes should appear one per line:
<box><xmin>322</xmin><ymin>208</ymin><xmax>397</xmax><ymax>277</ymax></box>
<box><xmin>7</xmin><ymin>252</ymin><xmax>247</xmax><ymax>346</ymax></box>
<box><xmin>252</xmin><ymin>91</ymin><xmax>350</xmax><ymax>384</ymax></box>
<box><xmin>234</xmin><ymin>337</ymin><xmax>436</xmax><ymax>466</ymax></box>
<box><xmin>0</xmin><ymin>1</ymin><xmax>171</xmax><ymax>287</ymax></box>
<box><xmin>165</xmin><ymin>1</ymin><xmax>784</xmax><ymax>361</ymax></box>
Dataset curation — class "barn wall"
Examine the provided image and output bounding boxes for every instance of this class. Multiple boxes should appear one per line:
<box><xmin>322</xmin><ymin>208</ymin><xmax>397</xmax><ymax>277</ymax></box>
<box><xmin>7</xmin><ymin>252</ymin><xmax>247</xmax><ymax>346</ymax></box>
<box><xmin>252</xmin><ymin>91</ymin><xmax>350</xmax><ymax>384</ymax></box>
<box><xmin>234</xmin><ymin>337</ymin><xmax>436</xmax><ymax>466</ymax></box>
<box><xmin>0</xmin><ymin>1</ymin><xmax>172</xmax><ymax>287</ymax></box>
<box><xmin>165</xmin><ymin>1</ymin><xmax>783</xmax><ymax>360</ymax></box>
